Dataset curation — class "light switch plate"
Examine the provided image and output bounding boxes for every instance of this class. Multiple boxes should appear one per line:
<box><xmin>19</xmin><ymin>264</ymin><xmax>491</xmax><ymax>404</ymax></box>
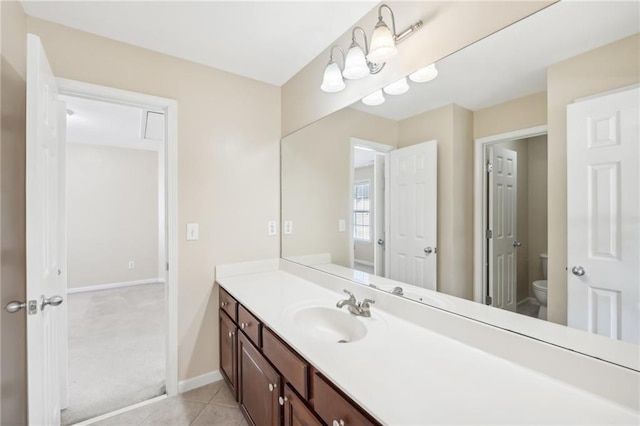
<box><xmin>284</xmin><ymin>220</ymin><xmax>293</xmax><ymax>235</ymax></box>
<box><xmin>186</xmin><ymin>223</ymin><xmax>199</xmax><ymax>241</ymax></box>
<box><xmin>267</xmin><ymin>221</ymin><xmax>277</xmax><ymax>236</ymax></box>
<box><xmin>338</xmin><ymin>219</ymin><xmax>346</xmax><ymax>232</ymax></box>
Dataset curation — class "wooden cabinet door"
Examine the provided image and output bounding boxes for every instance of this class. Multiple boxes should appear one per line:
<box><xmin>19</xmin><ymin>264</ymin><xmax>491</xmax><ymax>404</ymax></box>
<box><xmin>239</xmin><ymin>332</ymin><xmax>281</xmax><ymax>426</ymax></box>
<box><xmin>283</xmin><ymin>384</ymin><xmax>322</xmax><ymax>426</ymax></box>
<box><xmin>219</xmin><ymin>311</ymin><xmax>238</xmax><ymax>400</ymax></box>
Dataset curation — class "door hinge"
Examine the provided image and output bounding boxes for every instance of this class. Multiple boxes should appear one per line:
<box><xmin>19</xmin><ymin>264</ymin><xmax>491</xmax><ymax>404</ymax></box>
<box><xmin>486</xmin><ymin>229</ymin><xmax>492</xmax><ymax>239</ymax></box>
<box><xmin>485</xmin><ymin>295</ymin><xmax>492</xmax><ymax>305</ymax></box>
<box><xmin>486</xmin><ymin>163</ymin><xmax>493</xmax><ymax>173</ymax></box>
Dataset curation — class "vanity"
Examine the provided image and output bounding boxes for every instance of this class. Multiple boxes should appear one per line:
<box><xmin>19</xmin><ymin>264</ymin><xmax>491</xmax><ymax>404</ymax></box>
<box><xmin>215</xmin><ymin>260</ymin><xmax>639</xmax><ymax>426</ymax></box>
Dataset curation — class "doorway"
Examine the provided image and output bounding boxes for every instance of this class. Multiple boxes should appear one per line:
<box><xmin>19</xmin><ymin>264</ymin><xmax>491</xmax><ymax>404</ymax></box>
<box><xmin>60</xmin><ymin>95</ymin><xmax>167</xmax><ymax>424</ymax></box>
<box><xmin>475</xmin><ymin>127</ymin><xmax>548</xmax><ymax>318</ymax></box>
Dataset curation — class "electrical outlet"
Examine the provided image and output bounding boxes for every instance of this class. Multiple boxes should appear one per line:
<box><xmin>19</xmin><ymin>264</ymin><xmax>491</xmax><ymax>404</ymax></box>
<box><xmin>284</xmin><ymin>220</ymin><xmax>293</xmax><ymax>235</ymax></box>
<box><xmin>267</xmin><ymin>221</ymin><xmax>277</xmax><ymax>236</ymax></box>
<box><xmin>128</xmin><ymin>261</ymin><xmax>135</xmax><ymax>269</ymax></box>
<box><xmin>338</xmin><ymin>219</ymin><xmax>346</xmax><ymax>232</ymax></box>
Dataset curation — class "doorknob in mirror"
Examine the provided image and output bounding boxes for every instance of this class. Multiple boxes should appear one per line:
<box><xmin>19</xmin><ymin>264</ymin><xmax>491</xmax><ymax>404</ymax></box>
<box><xmin>377</xmin><ymin>239</ymin><xmax>384</xmax><ymax>245</ymax></box>
<box><xmin>571</xmin><ymin>266</ymin><xmax>585</xmax><ymax>277</ymax></box>
<box><xmin>41</xmin><ymin>295</ymin><xmax>63</xmax><ymax>310</ymax></box>
<box><xmin>513</xmin><ymin>241</ymin><xmax>522</xmax><ymax>247</ymax></box>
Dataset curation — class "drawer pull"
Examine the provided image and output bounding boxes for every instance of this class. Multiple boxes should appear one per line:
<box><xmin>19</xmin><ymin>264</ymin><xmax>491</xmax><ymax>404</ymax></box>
<box><xmin>268</xmin><ymin>383</ymin><xmax>277</xmax><ymax>392</ymax></box>
<box><xmin>278</xmin><ymin>396</ymin><xmax>288</xmax><ymax>405</ymax></box>
<box><xmin>240</xmin><ymin>322</ymin><xmax>250</xmax><ymax>329</ymax></box>
<box><xmin>227</xmin><ymin>331</ymin><xmax>234</xmax><ymax>338</ymax></box>
<box><xmin>332</xmin><ymin>420</ymin><xmax>345</xmax><ymax>426</ymax></box>
<box><xmin>221</xmin><ymin>301</ymin><xmax>228</xmax><ymax>307</ymax></box>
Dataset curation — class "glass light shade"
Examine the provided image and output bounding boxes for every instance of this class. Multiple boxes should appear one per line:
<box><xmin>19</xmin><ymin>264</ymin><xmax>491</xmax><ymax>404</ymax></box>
<box><xmin>409</xmin><ymin>64</ymin><xmax>439</xmax><ymax>83</ymax></box>
<box><xmin>343</xmin><ymin>44</ymin><xmax>370</xmax><ymax>80</ymax></box>
<box><xmin>320</xmin><ymin>62</ymin><xmax>345</xmax><ymax>93</ymax></box>
<box><xmin>367</xmin><ymin>22</ymin><xmax>397</xmax><ymax>64</ymax></box>
<box><xmin>383</xmin><ymin>77</ymin><xmax>409</xmax><ymax>95</ymax></box>
<box><xmin>362</xmin><ymin>90</ymin><xmax>385</xmax><ymax>106</ymax></box>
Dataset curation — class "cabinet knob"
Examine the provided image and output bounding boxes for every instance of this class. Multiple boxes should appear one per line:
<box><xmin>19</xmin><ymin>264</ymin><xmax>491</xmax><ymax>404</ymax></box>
<box><xmin>332</xmin><ymin>420</ymin><xmax>345</xmax><ymax>426</ymax></box>
<box><xmin>221</xmin><ymin>301</ymin><xmax>228</xmax><ymax>307</ymax></box>
<box><xmin>240</xmin><ymin>322</ymin><xmax>250</xmax><ymax>329</ymax></box>
<box><xmin>278</xmin><ymin>396</ymin><xmax>288</xmax><ymax>405</ymax></box>
<box><xmin>268</xmin><ymin>383</ymin><xmax>277</xmax><ymax>392</ymax></box>
<box><xmin>228</xmin><ymin>331</ymin><xmax>234</xmax><ymax>338</ymax></box>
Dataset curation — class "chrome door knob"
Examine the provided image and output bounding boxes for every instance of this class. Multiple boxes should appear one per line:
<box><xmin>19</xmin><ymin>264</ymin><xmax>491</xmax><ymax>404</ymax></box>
<box><xmin>4</xmin><ymin>301</ymin><xmax>26</xmax><ymax>314</ymax></box>
<box><xmin>424</xmin><ymin>247</ymin><xmax>433</xmax><ymax>255</ymax></box>
<box><xmin>377</xmin><ymin>239</ymin><xmax>384</xmax><ymax>245</ymax></box>
<box><xmin>513</xmin><ymin>241</ymin><xmax>522</xmax><ymax>247</ymax></box>
<box><xmin>571</xmin><ymin>266</ymin><xmax>586</xmax><ymax>277</ymax></box>
<box><xmin>40</xmin><ymin>295</ymin><xmax>63</xmax><ymax>310</ymax></box>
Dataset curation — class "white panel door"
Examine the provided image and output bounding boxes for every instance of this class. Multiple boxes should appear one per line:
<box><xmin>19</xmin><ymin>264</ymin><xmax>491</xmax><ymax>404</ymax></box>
<box><xmin>373</xmin><ymin>153</ymin><xmax>385</xmax><ymax>276</ymax></box>
<box><xmin>389</xmin><ymin>141</ymin><xmax>437</xmax><ymax>289</ymax></box>
<box><xmin>567</xmin><ymin>86</ymin><xmax>639</xmax><ymax>344</ymax></box>
<box><xmin>26</xmin><ymin>33</ymin><xmax>65</xmax><ymax>425</ymax></box>
<box><xmin>488</xmin><ymin>146</ymin><xmax>518</xmax><ymax>312</ymax></box>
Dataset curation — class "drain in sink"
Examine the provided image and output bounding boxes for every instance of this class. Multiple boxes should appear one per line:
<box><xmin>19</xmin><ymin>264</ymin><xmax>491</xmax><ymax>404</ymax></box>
<box><xmin>337</xmin><ymin>339</ymin><xmax>348</xmax><ymax>343</ymax></box>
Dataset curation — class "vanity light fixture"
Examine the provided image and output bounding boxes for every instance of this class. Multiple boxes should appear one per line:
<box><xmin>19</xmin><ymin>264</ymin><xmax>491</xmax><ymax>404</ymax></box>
<box><xmin>409</xmin><ymin>63</ymin><xmax>439</xmax><ymax>83</ymax></box>
<box><xmin>383</xmin><ymin>77</ymin><xmax>409</xmax><ymax>95</ymax></box>
<box><xmin>343</xmin><ymin>27</ymin><xmax>384</xmax><ymax>80</ymax></box>
<box><xmin>362</xmin><ymin>89</ymin><xmax>385</xmax><ymax>106</ymax></box>
<box><xmin>320</xmin><ymin>45</ymin><xmax>346</xmax><ymax>93</ymax></box>
<box><xmin>367</xmin><ymin>4</ymin><xmax>423</xmax><ymax>64</ymax></box>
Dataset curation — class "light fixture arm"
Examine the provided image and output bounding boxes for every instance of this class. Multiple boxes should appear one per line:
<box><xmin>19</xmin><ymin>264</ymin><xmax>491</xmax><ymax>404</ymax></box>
<box><xmin>352</xmin><ymin>26</ymin><xmax>385</xmax><ymax>74</ymax></box>
<box><xmin>328</xmin><ymin>45</ymin><xmax>345</xmax><ymax>69</ymax></box>
<box><xmin>377</xmin><ymin>4</ymin><xmax>397</xmax><ymax>37</ymax></box>
<box><xmin>377</xmin><ymin>3</ymin><xmax>423</xmax><ymax>45</ymax></box>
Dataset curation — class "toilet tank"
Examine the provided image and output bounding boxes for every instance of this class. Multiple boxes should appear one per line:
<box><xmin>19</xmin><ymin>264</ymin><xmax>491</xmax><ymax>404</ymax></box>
<box><xmin>540</xmin><ymin>253</ymin><xmax>548</xmax><ymax>279</ymax></box>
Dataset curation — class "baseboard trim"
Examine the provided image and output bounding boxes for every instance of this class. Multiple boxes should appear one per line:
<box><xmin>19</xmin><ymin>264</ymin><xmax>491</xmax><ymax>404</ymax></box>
<box><xmin>354</xmin><ymin>260</ymin><xmax>374</xmax><ymax>267</ymax></box>
<box><xmin>178</xmin><ymin>370</ymin><xmax>223</xmax><ymax>394</ymax></box>
<box><xmin>517</xmin><ymin>296</ymin><xmax>539</xmax><ymax>306</ymax></box>
<box><xmin>67</xmin><ymin>278</ymin><xmax>165</xmax><ymax>294</ymax></box>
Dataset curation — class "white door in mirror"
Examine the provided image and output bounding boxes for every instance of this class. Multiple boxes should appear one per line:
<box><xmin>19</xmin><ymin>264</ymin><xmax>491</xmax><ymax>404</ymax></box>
<box><xmin>388</xmin><ymin>140</ymin><xmax>437</xmax><ymax>290</ymax></box>
<box><xmin>488</xmin><ymin>145</ymin><xmax>518</xmax><ymax>312</ymax></box>
<box><xmin>567</xmin><ymin>86</ymin><xmax>639</xmax><ymax>344</ymax></box>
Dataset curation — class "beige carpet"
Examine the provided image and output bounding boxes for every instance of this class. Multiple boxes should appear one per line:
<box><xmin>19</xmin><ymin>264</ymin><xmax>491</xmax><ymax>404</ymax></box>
<box><xmin>62</xmin><ymin>283</ymin><xmax>166</xmax><ymax>425</ymax></box>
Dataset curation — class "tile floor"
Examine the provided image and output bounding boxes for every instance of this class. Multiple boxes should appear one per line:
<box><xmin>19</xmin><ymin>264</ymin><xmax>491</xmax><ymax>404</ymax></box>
<box><xmin>92</xmin><ymin>381</ymin><xmax>246</xmax><ymax>426</ymax></box>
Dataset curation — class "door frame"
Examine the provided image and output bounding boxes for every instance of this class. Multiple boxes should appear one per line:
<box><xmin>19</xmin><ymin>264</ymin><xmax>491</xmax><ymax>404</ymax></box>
<box><xmin>349</xmin><ymin>138</ymin><xmax>394</xmax><ymax>275</ymax></box>
<box><xmin>56</xmin><ymin>78</ymin><xmax>179</xmax><ymax>396</ymax></box>
<box><xmin>473</xmin><ymin>125</ymin><xmax>547</xmax><ymax>304</ymax></box>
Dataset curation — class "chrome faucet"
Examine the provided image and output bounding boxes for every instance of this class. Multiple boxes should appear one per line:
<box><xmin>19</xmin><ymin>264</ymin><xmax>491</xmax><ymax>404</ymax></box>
<box><xmin>336</xmin><ymin>289</ymin><xmax>375</xmax><ymax>317</ymax></box>
<box><xmin>390</xmin><ymin>286</ymin><xmax>404</xmax><ymax>296</ymax></box>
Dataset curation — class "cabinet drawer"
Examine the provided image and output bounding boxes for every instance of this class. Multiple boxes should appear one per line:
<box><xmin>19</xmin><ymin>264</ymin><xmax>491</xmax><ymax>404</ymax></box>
<box><xmin>313</xmin><ymin>373</ymin><xmax>377</xmax><ymax>426</ymax></box>
<box><xmin>263</xmin><ymin>328</ymin><xmax>309</xmax><ymax>400</ymax></box>
<box><xmin>238</xmin><ymin>305</ymin><xmax>262</xmax><ymax>348</ymax></box>
<box><xmin>283</xmin><ymin>384</ymin><xmax>323</xmax><ymax>426</ymax></box>
<box><xmin>219</xmin><ymin>286</ymin><xmax>238</xmax><ymax>322</ymax></box>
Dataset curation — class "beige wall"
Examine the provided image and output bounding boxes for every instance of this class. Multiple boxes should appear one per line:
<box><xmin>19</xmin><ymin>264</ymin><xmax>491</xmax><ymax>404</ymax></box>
<box><xmin>547</xmin><ymin>33</ymin><xmax>640</xmax><ymax>325</ymax></box>
<box><xmin>26</xmin><ymin>17</ymin><xmax>281</xmax><ymax>381</ymax></box>
<box><xmin>0</xmin><ymin>1</ymin><xmax>27</xmax><ymax>424</ymax></box>
<box><xmin>474</xmin><ymin>91</ymin><xmax>547</xmax><ymax>139</ymax></box>
<box><xmin>528</xmin><ymin>135</ymin><xmax>548</xmax><ymax>288</ymax></box>
<box><xmin>282</xmin><ymin>1</ymin><xmax>555</xmax><ymax>136</ymax></box>
<box><xmin>282</xmin><ymin>108</ymin><xmax>397</xmax><ymax>266</ymax></box>
<box><xmin>353</xmin><ymin>165</ymin><xmax>374</xmax><ymax>265</ymax></box>
<box><xmin>67</xmin><ymin>144</ymin><xmax>159</xmax><ymax>288</ymax></box>
<box><xmin>397</xmin><ymin>104</ymin><xmax>474</xmax><ymax>300</ymax></box>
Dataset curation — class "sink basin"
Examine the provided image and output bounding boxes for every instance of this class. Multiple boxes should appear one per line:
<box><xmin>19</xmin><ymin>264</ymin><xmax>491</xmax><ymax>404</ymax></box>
<box><xmin>292</xmin><ymin>306</ymin><xmax>367</xmax><ymax>343</ymax></box>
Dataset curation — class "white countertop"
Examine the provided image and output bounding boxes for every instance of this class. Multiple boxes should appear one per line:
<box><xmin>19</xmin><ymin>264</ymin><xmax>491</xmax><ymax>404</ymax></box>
<box><xmin>217</xmin><ymin>269</ymin><xmax>639</xmax><ymax>425</ymax></box>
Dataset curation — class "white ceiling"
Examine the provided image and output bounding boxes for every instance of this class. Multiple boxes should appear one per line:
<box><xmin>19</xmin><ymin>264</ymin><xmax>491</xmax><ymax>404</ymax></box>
<box><xmin>351</xmin><ymin>1</ymin><xmax>640</xmax><ymax>121</ymax></box>
<box><xmin>21</xmin><ymin>1</ymin><xmax>377</xmax><ymax>86</ymax></box>
<box><xmin>62</xmin><ymin>95</ymin><xmax>165</xmax><ymax>151</ymax></box>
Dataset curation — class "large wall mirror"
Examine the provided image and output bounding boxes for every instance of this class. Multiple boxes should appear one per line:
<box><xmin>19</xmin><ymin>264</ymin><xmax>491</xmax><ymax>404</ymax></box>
<box><xmin>281</xmin><ymin>1</ymin><xmax>639</xmax><ymax>367</ymax></box>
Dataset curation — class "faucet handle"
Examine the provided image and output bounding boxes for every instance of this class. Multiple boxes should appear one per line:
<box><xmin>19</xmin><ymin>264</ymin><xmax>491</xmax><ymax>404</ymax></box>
<box><xmin>360</xmin><ymin>298</ymin><xmax>375</xmax><ymax>308</ymax></box>
<box><xmin>343</xmin><ymin>289</ymin><xmax>356</xmax><ymax>301</ymax></box>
